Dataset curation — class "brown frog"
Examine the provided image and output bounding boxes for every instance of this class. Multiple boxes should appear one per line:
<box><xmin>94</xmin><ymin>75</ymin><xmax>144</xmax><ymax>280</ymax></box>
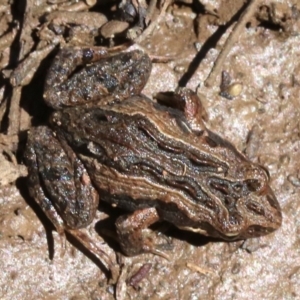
<box><xmin>25</xmin><ymin>46</ymin><xmax>282</xmax><ymax>271</ymax></box>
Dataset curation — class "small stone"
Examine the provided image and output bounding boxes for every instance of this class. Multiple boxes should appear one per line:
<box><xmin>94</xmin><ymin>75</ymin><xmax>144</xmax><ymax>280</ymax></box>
<box><xmin>85</xmin><ymin>0</ymin><xmax>96</xmax><ymax>6</ymax></box>
<box><xmin>227</xmin><ymin>83</ymin><xmax>243</xmax><ymax>97</ymax></box>
<box><xmin>100</xmin><ymin>21</ymin><xmax>129</xmax><ymax>39</ymax></box>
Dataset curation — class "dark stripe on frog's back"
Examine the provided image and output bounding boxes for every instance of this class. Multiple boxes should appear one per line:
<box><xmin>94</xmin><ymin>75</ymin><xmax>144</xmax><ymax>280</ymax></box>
<box><xmin>81</xmin><ymin>160</ymin><xmax>217</xmax><ymax>227</ymax></box>
<box><xmin>104</xmin><ymin>96</ymin><xmax>247</xmax><ymax>165</ymax></box>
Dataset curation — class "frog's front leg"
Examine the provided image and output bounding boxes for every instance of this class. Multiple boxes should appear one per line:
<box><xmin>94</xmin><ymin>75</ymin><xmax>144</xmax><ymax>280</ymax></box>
<box><xmin>44</xmin><ymin>47</ymin><xmax>151</xmax><ymax>109</ymax></box>
<box><xmin>116</xmin><ymin>207</ymin><xmax>170</xmax><ymax>259</ymax></box>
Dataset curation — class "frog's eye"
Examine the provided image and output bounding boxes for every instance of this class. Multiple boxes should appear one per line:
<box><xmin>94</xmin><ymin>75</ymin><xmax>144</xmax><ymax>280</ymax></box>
<box><xmin>245</xmin><ymin>179</ymin><xmax>261</xmax><ymax>192</ymax></box>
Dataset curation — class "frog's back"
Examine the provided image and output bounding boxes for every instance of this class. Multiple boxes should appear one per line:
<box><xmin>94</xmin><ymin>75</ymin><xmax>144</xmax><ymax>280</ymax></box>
<box><xmin>51</xmin><ymin>96</ymin><xmax>282</xmax><ymax>240</ymax></box>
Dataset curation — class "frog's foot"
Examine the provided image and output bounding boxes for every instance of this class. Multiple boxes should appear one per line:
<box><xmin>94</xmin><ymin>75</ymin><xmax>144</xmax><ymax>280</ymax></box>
<box><xmin>115</xmin><ymin>207</ymin><xmax>170</xmax><ymax>260</ymax></box>
<box><xmin>57</xmin><ymin>230</ymin><xmax>67</xmax><ymax>257</ymax></box>
<box><xmin>67</xmin><ymin>228</ymin><xmax>119</xmax><ymax>281</ymax></box>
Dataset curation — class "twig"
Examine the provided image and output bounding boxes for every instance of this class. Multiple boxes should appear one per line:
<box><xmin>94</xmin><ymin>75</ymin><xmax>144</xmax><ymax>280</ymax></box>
<box><xmin>6</xmin><ymin>0</ymin><xmax>35</xmax><ymax>136</ymax></box>
<box><xmin>145</xmin><ymin>0</ymin><xmax>157</xmax><ymax>25</ymax></box>
<box><xmin>115</xmin><ymin>261</ymin><xmax>129</xmax><ymax>300</ymax></box>
<box><xmin>7</xmin><ymin>87</ymin><xmax>21</xmax><ymax>136</ymax></box>
<box><xmin>10</xmin><ymin>42</ymin><xmax>59</xmax><ymax>87</ymax></box>
<box><xmin>186</xmin><ymin>262</ymin><xmax>216</xmax><ymax>276</ymax></box>
<box><xmin>134</xmin><ymin>0</ymin><xmax>172</xmax><ymax>44</ymax></box>
<box><xmin>149</xmin><ymin>54</ymin><xmax>174</xmax><ymax>63</ymax></box>
<box><xmin>0</xmin><ymin>134</ymin><xmax>19</xmax><ymax>150</ymax></box>
<box><xmin>0</xmin><ymin>22</ymin><xmax>19</xmax><ymax>51</ymax></box>
<box><xmin>204</xmin><ymin>0</ymin><xmax>261</xmax><ymax>87</ymax></box>
<box><xmin>127</xmin><ymin>263</ymin><xmax>152</xmax><ymax>289</ymax></box>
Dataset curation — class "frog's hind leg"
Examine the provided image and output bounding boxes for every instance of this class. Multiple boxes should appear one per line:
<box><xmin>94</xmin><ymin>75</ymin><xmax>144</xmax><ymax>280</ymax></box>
<box><xmin>25</xmin><ymin>132</ymin><xmax>69</xmax><ymax>256</ymax></box>
<box><xmin>25</xmin><ymin>127</ymin><xmax>69</xmax><ymax>240</ymax></box>
<box><xmin>24</xmin><ymin>126</ymin><xmax>118</xmax><ymax>278</ymax></box>
<box><xmin>25</xmin><ymin>126</ymin><xmax>99</xmax><ymax>228</ymax></box>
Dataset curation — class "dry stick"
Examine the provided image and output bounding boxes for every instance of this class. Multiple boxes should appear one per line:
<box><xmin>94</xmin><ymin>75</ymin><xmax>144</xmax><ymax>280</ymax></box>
<box><xmin>0</xmin><ymin>134</ymin><xmax>19</xmax><ymax>150</ymax></box>
<box><xmin>7</xmin><ymin>42</ymin><xmax>60</xmax><ymax>136</ymax></box>
<box><xmin>145</xmin><ymin>0</ymin><xmax>158</xmax><ymax>24</ymax></box>
<box><xmin>10</xmin><ymin>43</ymin><xmax>59</xmax><ymax>87</ymax></box>
<box><xmin>59</xmin><ymin>0</ymin><xmax>92</xmax><ymax>12</ymax></box>
<box><xmin>115</xmin><ymin>262</ymin><xmax>129</xmax><ymax>300</ymax></box>
<box><xmin>204</xmin><ymin>0</ymin><xmax>261</xmax><ymax>87</ymax></box>
<box><xmin>134</xmin><ymin>0</ymin><xmax>172</xmax><ymax>44</ymax></box>
<box><xmin>6</xmin><ymin>0</ymin><xmax>30</xmax><ymax>137</ymax></box>
<box><xmin>0</xmin><ymin>24</ymin><xmax>19</xmax><ymax>51</ymax></box>
<box><xmin>7</xmin><ymin>87</ymin><xmax>21</xmax><ymax>136</ymax></box>
<box><xmin>0</xmin><ymin>96</ymin><xmax>7</xmax><ymax>124</ymax></box>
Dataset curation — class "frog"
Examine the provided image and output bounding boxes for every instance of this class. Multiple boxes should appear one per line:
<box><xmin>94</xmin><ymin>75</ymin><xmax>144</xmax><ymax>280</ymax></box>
<box><xmin>24</xmin><ymin>46</ymin><xmax>282</xmax><ymax>275</ymax></box>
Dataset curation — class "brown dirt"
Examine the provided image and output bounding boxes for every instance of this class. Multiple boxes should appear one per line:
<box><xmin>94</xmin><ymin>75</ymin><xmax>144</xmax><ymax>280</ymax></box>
<box><xmin>1</xmin><ymin>0</ymin><xmax>300</xmax><ymax>299</ymax></box>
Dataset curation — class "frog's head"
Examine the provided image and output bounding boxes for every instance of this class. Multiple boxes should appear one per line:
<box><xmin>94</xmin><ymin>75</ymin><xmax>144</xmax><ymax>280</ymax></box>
<box><xmin>180</xmin><ymin>162</ymin><xmax>282</xmax><ymax>240</ymax></box>
<box><xmin>178</xmin><ymin>130</ymin><xmax>282</xmax><ymax>241</ymax></box>
<box><xmin>205</xmin><ymin>164</ymin><xmax>282</xmax><ymax>240</ymax></box>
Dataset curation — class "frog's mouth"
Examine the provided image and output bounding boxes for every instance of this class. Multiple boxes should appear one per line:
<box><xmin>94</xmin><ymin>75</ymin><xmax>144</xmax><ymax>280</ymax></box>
<box><xmin>177</xmin><ymin>222</ymin><xmax>277</xmax><ymax>240</ymax></box>
<box><xmin>176</xmin><ymin>223</ymin><xmax>240</xmax><ymax>240</ymax></box>
<box><xmin>177</xmin><ymin>225</ymin><xmax>213</xmax><ymax>236</ymax></box>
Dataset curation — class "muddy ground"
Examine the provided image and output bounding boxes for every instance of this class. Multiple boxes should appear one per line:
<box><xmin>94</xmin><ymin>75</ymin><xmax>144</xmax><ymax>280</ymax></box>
<box><xmin>0</xmin><ymin>0</ymin><xmax>300</xmax><ymax>299</ymax></box>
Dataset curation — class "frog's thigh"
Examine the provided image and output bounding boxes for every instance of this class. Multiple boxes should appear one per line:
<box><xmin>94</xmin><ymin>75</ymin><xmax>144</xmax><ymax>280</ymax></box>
<box><xmin>116</xmin><ymin>207</ymin><xmax>165</xmax><ymax>257</ymax></box>
<box><xmin>25</xmin><ymin>126</ymin><xmax>98</xmax><ymax>232</ymax></box>
<box><xmin>25</xmin><ymin>129</ymin><xmax>64</xmax><ymax>235</ymax></box>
